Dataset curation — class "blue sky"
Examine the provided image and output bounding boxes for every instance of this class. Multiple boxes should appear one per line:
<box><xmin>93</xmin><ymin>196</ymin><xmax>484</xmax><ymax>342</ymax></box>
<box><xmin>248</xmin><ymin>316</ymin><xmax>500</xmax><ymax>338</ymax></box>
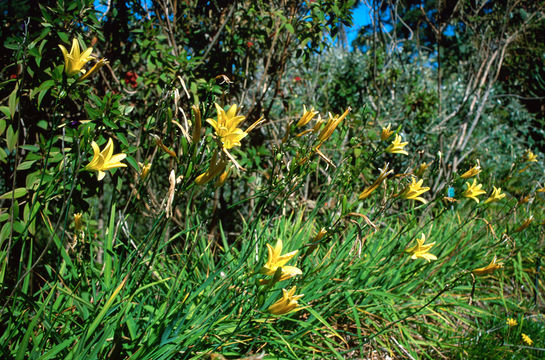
<box><xmin>346</xmin><ymin>2</ymin><xmax>372</xmax><ymax>46</ymax></box>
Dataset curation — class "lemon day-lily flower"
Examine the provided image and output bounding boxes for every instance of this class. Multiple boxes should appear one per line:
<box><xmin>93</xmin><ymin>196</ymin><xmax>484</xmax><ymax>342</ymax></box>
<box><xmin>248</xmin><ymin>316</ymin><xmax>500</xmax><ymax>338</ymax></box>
<box><xmin>296</xmin><ymin>105</ymin><xmax>319</xmax><ymax>128</ymax></box>
<box><xmin>85</xmin><ymin>138</ymin><xmax>127</xmax><ymax>181</ymax></box>
<box><xmin>59</xmin><ymin>38</ymin><xmax>107</xmax><ymax>79</ymax></box>
<box><xmin>414</xmin><ymin>161</ymin><xmax>431</xmax><ymax>177</ymax></box>
<box><xmin>460</xmin><ymin>161</ymin><xmax>482</xmax><ymax>179</ymax></box>
<box><xmin>462</xmin><ymin>179</ymin><xmax>486</xmax><ymax>203</ymax></box>
<box><xmin>472</xmin><ymin>256</ymin><xmax>503</xmax><ymax>276</ymax></box>
<box><xmin>524</xmin><ymin>149</ymin><xmax>538</xmax><ymax>163</ymax></box>
<box><xmin>268</xmin><ymin>286</ymin><xmax>304</xmax><ymax>315</ymax></box>
<box><xmin>206</xmin><ymin>103</ymin><xmax>263</xmax><ymax>150</ymax></box>
<box><xmin>259</xmin><ymin>239</ymin><xmax>302</xmax><ymax>281</ymax></box>
<box><xmin>397</xmin><ymin>177</ymin><xmax>430</xmax><ymax>204</ymax></box>
<box><xmin>195</xmin><ymin>151</ymin><xmax>228</xmax><ymax>185</ymax></box>
<box><xmin>385</xmin><ymin>133</ymin><xmax>409</xmax><ymax>155</ymax></box>
<box><xmin>405</xmin><ymin>234</ymin><xmax>437</xmax><ymax>262</ymax></box>
<box><xmin>359</xmin><ymin>163</ymin><xmax>393</xmax><ymax>200</ymax></box>
<box><xmin>380</xmin><ymin>123</ymin><xmax>394</xmax><ymax>141</ymax></box>
<box><xmin>317</xmin><ymin>107</ymin><xmax>351</xmax><ymax>143</ymax></box>
<box><xmin>483</xmin><ymin>186</ymin><xmax>506</xmax><ymax>204</ymax></box>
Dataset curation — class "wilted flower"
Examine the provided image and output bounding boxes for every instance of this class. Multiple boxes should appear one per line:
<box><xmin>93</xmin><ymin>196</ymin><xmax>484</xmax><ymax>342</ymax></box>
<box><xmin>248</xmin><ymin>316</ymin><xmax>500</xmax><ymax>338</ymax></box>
<box><xmin>268</xmin><ymin>286</ymin><xmax>304</xmax><ymax>315</ymax></box>
<box><xmin>317</xmin><ymin>107</ymin><xmax>351</xmax><ymax>143</ymax></box>
<box><xmin>484</xmin><ymin>186</ymin><xmax>506</xmax><ymax>204</ymax></box>
<box><xmin>472</xmin><ymin>256</ymin><xmax>503</xmax><ymax>276</ymax></box>
<box><xmin>195</xmin><ymin>152</ymin><xmax>227</xmax><ymax>185</ymax></box>
<box><xmin>405</xmin><ymin>234</ymin><xmax>437</xmax><ymax>262</ymax></box>
<box><xmin>460</xmin><ymin>161</ymin><xmax>482</xmax><ymax>179</ymax></box>
<box><xmin>514</xmin><ymin>215</ymin><xmax>533</xmax><ymax>233</ymax></box>
<box><xmin>296</xmin><ymin>105</ymin><xmax>318</xmax><ymax>128</ymax></box>
<box><xmin>398</xmin><ymin>177</ymin><xmax>430</xmax><ymax>204</ymax></box>
<box><xmin>506</xmin><ymin>318</ymin><xmax>518</xmax><ymax>327</ymax></box>
<box><xmin>85</xmin><ymin>138</ymin><xmax>127</xmax><ymax>181</ymax></box>
<box><xmin>359</xmin><ymin>163</ymin><xmax>393</xmax><ymax>200</ymax></box>
<box><xmin>385</xmin><ymin>134</ymin><xmax>408</xmax><ymax>155</ymax></box>
<box><xmin>74</xmin><ymin>213</ymin><xmax>83</xmax><ymax>232</ymax></box>
<box><xmin>259</xmin><ymin>239</ymin><xmax>302</xmax><ymax>281</ymax></box>
<box><xmin>522</xmin><ymin>333</ymin><xmax>533</xmax><ymax>346</ymax></box>
<box><xmin>462</xmin><ymin>179</ymin><xmax>486</xmax><ymax>203</ymax></box>
<box><xmin>59</xmin><ymin>38</ymin><xmax>107</xmax><ymax>79</ymax></box>
<box><xmin>380</xmin><ymin>123</ymin><xmax>394</xmax><ymax>141</ymax></box>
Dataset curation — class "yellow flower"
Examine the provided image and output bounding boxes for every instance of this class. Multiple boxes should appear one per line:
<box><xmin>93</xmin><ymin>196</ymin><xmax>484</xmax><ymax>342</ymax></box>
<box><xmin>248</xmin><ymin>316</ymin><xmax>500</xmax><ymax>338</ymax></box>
<box><xmin>514</xmin><ymin>215</ymin><xmax>533</xmax><ymax>233</ymax></box>
<box><xmin>78</xmin><ymin>58</ymin><xmax>108</xmax><ymax>82</ymax></box>
<box><xmin>381</xmin><ymin>123</ymin><xmax>394</xmax><ymax>141</ymax></box>
<box><xmin>506</xmin><ymin>318</ymin><xmax>518</xmax><ymax>327</ymax></box>
<box><xmin>385</xmin><ymin>134</ymin><xmax>408</xmax><ymax>155</ymax></box>
<box><xmin>472</xmin><ymin>256</ymin><xmax>503</xmax><ymax>276</ymax></box>
<box><xmin>85</xmin><ymin>138</ymin><xmax>127</xmax><ymax>181</ymax></box>
<box><xmin>215</xmin><ymin>167</ymin><xmax>231</xmax><ymax>187</ymax></box>
<box><xmin>524</xmin><ymin>150</ymin><xmax>538</xmax><ymax>163</ymax></box>
<box><xmin>398</xmin><ymin>177</ymin><xmax>430</xmax><ymax>204</ymax></box>
<box><xmin>414</xmin><ymin>161</ymin><xmax>431</xmax><ymax>177</ymax></box>
<box><xmin>195</xmin><ymin>152</ymin><xmax>227</xmax><ymax>185</ymax></box>
<box><xmin>268</xmin><ymin>286</ymin><xmax>304</xmax><ymax>315</ymax></box>
<box><xmin>484</xmin><ymin>186</ymin><xmax>506</xmax><ymax>204</ymax></box>
<box><xmin>317</xmin><ymin>107</ymin><xmax>351</xmax><ymax>143</ymax></box>
<box><xmin>522</xmin><ymin>333</ymin><xmax>533</xmax><ymax>346</ymax></box>
<box><xmin>460</xmin><ymin>161</ymin><xmax>482</xmax><ymax>179</ymax></box>
<box><xmin>74</xmin><ymin>213</ymin><xmax>83</xmax><ymax>232</ymax></box>
<box><xmin>58</xmin><ymin>38</ymin><xmax>107</xmax><ymax>79</ymax></box>
<box><xmin>259</xmin><ymin>239</ymin><xmax>302</xmax><ymax>281</ymax></box>
<box><xmin>206</xmin><ymin>103</ymin><xmax>262</xmax><ymax>149</ymax></box>
<box><xmin>359</xmin><ymin>163</ymin><xmax>393</xmax><ymax>200</ymax></box>
<box><xmin>462</xmin><ymin>179</ymin><xmax>486</xmax><ymax>203</ymax></box>
<box><xmin>405</xmin><ymin>234</ymin><xmax>437</xmax><ymax>262</ymax></box>
<box><xmin>138</xmin><ymin>162</ymin><xmax>152</xmax><ymax>179</ymax></box>
<box><xmin>296</xmin><ymin>105</ymin><xmax>318</xmax><ymax>128</ymax></box>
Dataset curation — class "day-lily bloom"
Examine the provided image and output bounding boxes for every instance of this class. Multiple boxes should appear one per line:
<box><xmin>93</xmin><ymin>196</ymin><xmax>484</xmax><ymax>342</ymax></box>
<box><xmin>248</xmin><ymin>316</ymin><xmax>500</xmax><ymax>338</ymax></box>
<box><xmin>385</xmin><ymin>134</ymin><xmax>408</xmax><ymax>155</ymax></box>
<box><xmin>380</xmin><ymin>123</ymin><xmax>394</xmax><ymax>141</ymax></box>
<box><xmin>398</xmin><ymin>177</ymin><xmax>430</xmax><ymax>204</ymax></box>
<box><xmin>514</xmin><ymin>215</ymin><xmax>533</xmax><ymax>233</ymax></box>
<box><xmin>79</xmin><ymin>58</ymin><xmax>108</xmax><ymax>82</ymax></box>
<box><xmin>405</xmin><ymin>234</ymin><xmax>437</xmax><ymax>262</ymax></box>
<box><xmin>74</xmin><ymin>213</ymin><xmax>83</xmax><ymax>232</ymax></box>
<box><xmin>414</xmin><ymin>161</ymin><xmax>431</xmax><ymax>177</ymax></box>
<box><xmin>215</xmin><ymin>167</ymin><xmax>230</xmax><ymax>187</ymax></box>
<box><xmin>206</xmin><ymin>103</ymin><xmax>262</xmax><ymax>149</ymax></box>
<box><xmin>472</xmin><ymin>256</ymin><xmax>503</xmax><ymax>276</ymax></box>
<box><xmin>462</xmin><ymin>179</ymin><xmax>486</xmax><ymax>203</ymax></box>
<box><xmin>524</xmin><ymin>150</ymin><xmax>538</xmax><ymax>163</ymax></box>
<box><xmin>296</xmin><ymin>105</ymin><xmax>318</xmax><ymax>128</ymax></box>
<box><xmin>268</xmin><ymin>286</ymin><xmax>304</xmax><ymax>315</ymax></box>
<box><xmin>522</xmin><ymin>333</ymin><xmax>533</xmax><ymax>346</ymax></box>
<box><xmin>259</xmin><ymin>239</ymin><xmax>302</xmax><ymax>281</ymax></box>
<box><xmin>195</xmin><ymin>152</ymin><xmax>227</xmax><ymax>185</ymax></box>
<box><xmin>506</xmin><ymin>318</ymin><xmax>518</xmax><ymax>327</ymax></box>
<box><xmin>85</xmin><ymin>138</ymin><xmax>127</xmax><ymax>181</ymax></box>
<box><xmin>317</xmin><ymin>107</ymin><xmax>351</xmax><ymax>143</ymax></box>
<box><xmin>484</xmin><ymin>186</ymin><xmax>506</xmax><ymax>204</ymax></box>
<box><xmin>59</xmin><ymin>38</ymin><xmax>107</xmax><ymax>79</ymax></box>
<box><xmin>139</xmin><ymin>162</ymin><xmax>152</xmax><ymax>179</ymax></box>
<box><xmin>359</xmin><ymin>163</ymin><xmax>393</xmax><ymax>200</ymax></box>
<box><xmin>460</xmin><ymin>161</ymin><xmax>482</xmax><ymax>179</ymax></box>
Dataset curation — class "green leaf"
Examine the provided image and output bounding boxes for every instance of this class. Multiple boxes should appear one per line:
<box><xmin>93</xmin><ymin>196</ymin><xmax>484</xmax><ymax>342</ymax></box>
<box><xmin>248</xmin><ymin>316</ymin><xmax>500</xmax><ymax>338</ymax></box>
<box><xmin>17</xmin><ymin>160</ymin><xmax>36</xmax><ymax>170</ymax></box>
<box><xmin>6</xmin><ymin>125</ymin><xmax>17</xmax><ymax>151</ymax></box>
<box><xmin>0</xmin><ymin>106</ymin><xmax>10</xmax><ymax>120</ymax></box>
<box><xmin>8</xmin><ymin>83</ymin><xmax>19</xmax><ymax>119</ymax></box>
<box><xmin>0</xmin><ymin>188</ymin><xmax>27</xmax><ymax>199</ymax></box>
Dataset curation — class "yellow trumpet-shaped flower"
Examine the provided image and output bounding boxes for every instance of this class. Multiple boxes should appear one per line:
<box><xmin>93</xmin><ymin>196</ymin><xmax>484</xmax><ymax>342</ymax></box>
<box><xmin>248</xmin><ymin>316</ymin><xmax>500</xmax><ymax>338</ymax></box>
<box><xmin>85</xmin><ymin>138</ymin><xmax>127</xmax><ymax>181</ymax></box>
<box><xmin>317</xmin><ymin>107</ymin><xmax>351</xmax><ymax>143</ymax></box>
<box><xmin>385</xmin><ymin>134</ymin><xmax>408</xmax><ymax>155</ymax></box>
<box><xmin>359</xmin><ymin>163</ymin><xmax>393</xmax><ymax>200</ymax></box>
<box><xmin>472</xmin><ymin>256</ymin><xmax>503</xmax><ymax>276</ymax></box>
<box><xmin>524</xmin><ymin>149</ymin><xmax>538</xmax><ymax>163</ymax></box>
<box><xmin>460</xmin><ymin>161</ymin><xmax>482</xmax><ymax>179</ymax></box>
<box><xmin>414</xmin><ymin>161</ymin><xmax>431</xmax><ymax>177</ymax></box>
<box><xmin>398</xmin><ymin>177</ymin><xmax>430</xmax><ymax>204</ymax></box>
<box><xmin>59</xmin><ymin>38</ymin><xmax>107</xmax><ymax>79</ymax></box>
<box><xmin>139</xmin><ymin>162</ymin><xmax>152</xmax><ymax>179</ymax></box>
<box><xmin>380</xmin><ymin>123</ymin><xmax>394</xmax><ymax>141</ymax></box>
<box><xmin>259</xmin><ymin>239</ymin><xmax>302</xmax><ymax>281</ymax></box>
<box><xmin>74</xmin><ymin>213</ymin><xmax>83</xmax><ymax>232</ymax></box>
<box><xmin>206</xmin><ymin>103</ymin><xmax>262</xmax><ymax>149</ymax></box>
<box><xmin>405</xmin><ymin>234</ymin><xmax>437</xmax><ymax>262</ymax></box>
<box><xmin>462</xmin><ymin>179</ymin><xmax>486</xmax><ymax>203</ymax></box>
<box><xmin>506</xmin><ymin>318</ymin><xmax>518</xmax><ymax>327</ymax></box>
<box><xmin>195</xmin><ymin>152</ymin><xmax>227</xmax><ymax>185</ymax></box>
<box><xmin>484</xmin><ymin>186</ymin><xmax>506</xmax><ymax>204</ymax></box>
<box><xmin>78</xmin><ymin>58</ymin><xmax>108</xmax><ymax>82</ymax></box>
<box><xmin>268</xmin><ymin>286</ymin><xmax>304</xmax><ymax>315</ymax></box>
<box><xmin>522</xmin><ymin>333</ymin><xmax>533</xmax><ymax>346</ymax></box>
<box><xmin>296</xmin><ymin>105</ymin><xmax>319</xmax><ymax>128</ymax></box>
